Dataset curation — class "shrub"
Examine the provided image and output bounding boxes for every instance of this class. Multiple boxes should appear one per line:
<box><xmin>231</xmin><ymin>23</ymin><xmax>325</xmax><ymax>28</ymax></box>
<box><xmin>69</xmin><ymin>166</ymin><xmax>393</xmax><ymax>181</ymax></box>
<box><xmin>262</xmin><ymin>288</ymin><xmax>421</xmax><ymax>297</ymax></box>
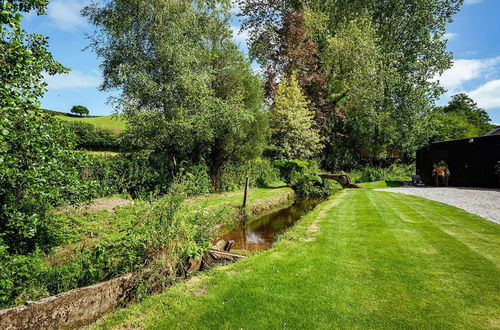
<box><xmin>386</xmin><ymin>163</ymin><xmax>415</xmax><ymax>181</ymax></box>
<box><xmin>273</xmin><ymin>159</ymin><xmax>310</xmax><ymax>185</ymax></box>
<box><xmin>0</xmin><ymin>245</ymin><xmax>48</xmax><ymax>308</ymax></box>
<box><xmin>219</xmin><ymin>159</ymin><xmax>281</xmax><ymax>192</ymax></box>
<box><xmin>82</xmin><ymin>154</ymin><xmax>281</xmax><ymax>200</ymax></box>
<box><xmin>358</xmin><ymin>167</ymin><xmax>386</xmax><ymax>183</ymax></box>
<box><xmin>134</xmin><ymin>187</ymin><xmax>231</xmax><ymax>259</ymax></box>
<box><xmin>127</xmin><ymin>187</ymin><xmax>233</xmax><ymax>297</ymax></box>
<box><xmin>0</xmin><ymin>110</ymin><xmax>99</xmax><ymax>255</ymax></box>
<box><xmin>179</xmin><ymin>163</ymin><xmax>211</xmax><ymax>196</ymax></box>
<box><xmin>290</xmin><ymin>173</ymin><xmax>336</xmax><ymax>198</ymax></box>
<box><xmin>64</xmin><ymin>121</ymin><xmax>120</xmax><ymax>151</ymax></box>
<box><xmin>253</xmin><ymin>159</ymin><xmax>282</xmax><ymax>188</ymax></box>
<box><xmin>356</xmin><ymin>163</ymin><xmax>415</xmax><ymax>183</ymax></box>
<box><xmin>83</xmin><ymin>152</ymin><xmax>174</xmax><ymax>199</ymax></box>
<box><xmin>0</xmin><ymin>183</ymin><xmax>235</xmax><ymax>308</ymax></box>
<box><xmin>273</xmin><ymin>160</ymin><xmax>336</xmax><ymax>198</ymax></box>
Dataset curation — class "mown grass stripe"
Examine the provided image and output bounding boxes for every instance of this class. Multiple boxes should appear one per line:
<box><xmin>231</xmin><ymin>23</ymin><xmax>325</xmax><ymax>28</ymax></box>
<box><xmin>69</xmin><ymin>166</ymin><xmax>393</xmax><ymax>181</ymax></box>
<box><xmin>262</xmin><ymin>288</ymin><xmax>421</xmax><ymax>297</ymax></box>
<box><xmin>389</xmin><ymin>192</ymin><xmax>500</xmax><ymax>264</ymax></box>
<box><xmin>382</xmin><ymin>191</ymin><xmax>499</xmax><ymax>266</ymax></box>
<box><xmin>375</xmin><ymin>191</ymin><xmax>499</xmax><ymax>327</ymax></box>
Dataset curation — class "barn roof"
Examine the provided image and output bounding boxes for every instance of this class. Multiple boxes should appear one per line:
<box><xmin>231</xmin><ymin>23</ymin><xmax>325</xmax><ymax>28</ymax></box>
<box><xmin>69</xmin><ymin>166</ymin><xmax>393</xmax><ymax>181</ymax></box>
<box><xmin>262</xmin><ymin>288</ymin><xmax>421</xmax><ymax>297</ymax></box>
<box><xmin>485</xmin><ymin>126</ymin><xmax>500</xmax><ymax>136</ymax></box>
<box><xmin>417</xmin><ymin>134</ymin><xmax>500</xmax><ymax>151</ymax></box>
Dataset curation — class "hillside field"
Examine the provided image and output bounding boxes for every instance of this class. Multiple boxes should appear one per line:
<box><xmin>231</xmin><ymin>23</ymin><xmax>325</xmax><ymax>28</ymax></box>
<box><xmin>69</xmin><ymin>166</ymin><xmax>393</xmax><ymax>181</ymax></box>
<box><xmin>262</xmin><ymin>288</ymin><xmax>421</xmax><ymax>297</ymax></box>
<box><xmin>56</xmin><ymin>114</ymin><xmax>127</xmax><ymax>134</ymax></box>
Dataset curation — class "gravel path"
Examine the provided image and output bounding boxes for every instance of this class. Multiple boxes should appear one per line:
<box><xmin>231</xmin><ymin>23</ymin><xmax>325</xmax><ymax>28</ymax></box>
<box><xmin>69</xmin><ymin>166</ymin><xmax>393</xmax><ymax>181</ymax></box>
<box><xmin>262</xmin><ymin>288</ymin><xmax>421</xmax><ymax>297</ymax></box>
<box><xmin>376</xmin><ymin>187</ymin><xmax>500</xmax><ymax>224</ymax></box>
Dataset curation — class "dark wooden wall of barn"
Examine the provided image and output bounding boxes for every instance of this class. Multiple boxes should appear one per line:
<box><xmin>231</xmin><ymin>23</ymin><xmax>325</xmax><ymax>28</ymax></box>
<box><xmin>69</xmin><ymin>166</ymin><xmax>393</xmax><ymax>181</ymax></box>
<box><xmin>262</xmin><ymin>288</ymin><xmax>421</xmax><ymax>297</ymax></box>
<box><xmin>417</xmin><ymin>135</ymin><xmax>500</xmax><ymax>187</ymax></box>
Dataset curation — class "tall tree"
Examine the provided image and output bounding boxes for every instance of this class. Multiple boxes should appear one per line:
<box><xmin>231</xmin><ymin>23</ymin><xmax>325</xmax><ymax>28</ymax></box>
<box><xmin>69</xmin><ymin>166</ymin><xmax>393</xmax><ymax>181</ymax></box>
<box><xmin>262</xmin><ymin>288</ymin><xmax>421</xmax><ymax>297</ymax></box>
<box><xmin>268</xmin><ymin>73</ymin><xmax>322</xmax><ymax>160</ymax></box>
<box><xmin>441</xmin><ymin>93</ymin><xmax>491</xmax><ymax>134</ymax></box>
<box><xmin>84</xmin><ymin>0</ymin><xmax>267</xmax><ymax>186</ymax></box>
<box><xmin>321</xmin><ymin>16</ymin><xmax>394</xmax><ymax>168</ymax></box>
<box><xmin>262</xmin><ymin>11</ymin><xmax>321</xmax><ymax>96</ymax></box>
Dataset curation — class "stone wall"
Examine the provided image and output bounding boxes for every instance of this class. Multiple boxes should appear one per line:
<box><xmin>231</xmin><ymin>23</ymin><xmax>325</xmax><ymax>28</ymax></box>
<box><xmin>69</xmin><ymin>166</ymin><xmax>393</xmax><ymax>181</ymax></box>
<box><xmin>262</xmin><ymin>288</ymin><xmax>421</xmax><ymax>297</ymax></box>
<box><xmin>0</xmin><ymin>273</ymin><xmax>134</xmax><ymax>329</ymax></box>
<box><xmin>0</xmin><ymin>251</ymin><xmax>242</xmax><ymax>329</ymax></box>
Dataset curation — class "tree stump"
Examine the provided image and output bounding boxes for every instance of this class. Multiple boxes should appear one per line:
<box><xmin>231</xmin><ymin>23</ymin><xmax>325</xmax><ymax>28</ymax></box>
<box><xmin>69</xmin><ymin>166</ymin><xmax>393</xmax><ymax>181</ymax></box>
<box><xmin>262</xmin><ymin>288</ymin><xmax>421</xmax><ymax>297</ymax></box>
<box><xmin>319</xmin><ymin>174</ymin><xmax>360</xmax><ymax>188</ymax></box>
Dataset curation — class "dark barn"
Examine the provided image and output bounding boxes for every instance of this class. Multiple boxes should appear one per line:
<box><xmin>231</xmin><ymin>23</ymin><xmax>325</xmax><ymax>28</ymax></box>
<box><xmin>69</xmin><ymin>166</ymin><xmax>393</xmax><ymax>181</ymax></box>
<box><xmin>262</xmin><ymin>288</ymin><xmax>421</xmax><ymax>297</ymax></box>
<box><xmin>416</xmin><ymin>135</ymin><xmax>500</xmax><ymax>188</ymax></box>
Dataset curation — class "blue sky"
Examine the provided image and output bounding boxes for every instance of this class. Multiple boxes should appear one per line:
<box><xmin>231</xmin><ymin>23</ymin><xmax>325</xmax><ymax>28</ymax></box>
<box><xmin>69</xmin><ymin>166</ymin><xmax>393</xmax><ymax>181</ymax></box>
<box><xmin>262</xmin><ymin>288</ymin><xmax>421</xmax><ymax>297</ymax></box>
<box><xmin>23</xmin><ymin>0</ymin><xmax>500</xmax><ymax>124</ymax></box>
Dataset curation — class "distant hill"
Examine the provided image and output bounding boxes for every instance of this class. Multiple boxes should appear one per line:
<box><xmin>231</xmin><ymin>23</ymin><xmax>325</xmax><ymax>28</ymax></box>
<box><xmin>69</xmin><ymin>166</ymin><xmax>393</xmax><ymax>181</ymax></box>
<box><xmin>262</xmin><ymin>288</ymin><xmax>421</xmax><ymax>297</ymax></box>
<box><xmin>41</xmin><ymin>109</ymin><xmax>89</xmax><ymax>117</ymax></box>
<box><xmin>42</xmin><ymin>109</ymin><xmax>127</xmax><ymax>134</ymax></box>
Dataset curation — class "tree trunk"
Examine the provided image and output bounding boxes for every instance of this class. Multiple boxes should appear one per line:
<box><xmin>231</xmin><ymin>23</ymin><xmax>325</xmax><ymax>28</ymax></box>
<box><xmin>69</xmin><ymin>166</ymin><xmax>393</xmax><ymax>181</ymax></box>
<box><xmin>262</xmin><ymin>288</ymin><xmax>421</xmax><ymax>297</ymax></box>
<box><xmin>210</xmin><ymin>139</ymin><xmax>226</xmax><ymax>190</ymax></box>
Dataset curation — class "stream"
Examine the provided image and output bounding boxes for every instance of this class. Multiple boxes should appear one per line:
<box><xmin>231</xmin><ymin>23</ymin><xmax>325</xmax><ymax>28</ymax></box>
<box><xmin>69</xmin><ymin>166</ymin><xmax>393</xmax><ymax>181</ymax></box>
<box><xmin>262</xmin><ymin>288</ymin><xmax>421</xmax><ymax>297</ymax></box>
<box><xmin>220</xmin><ymin>199</ymin><xmax>323</xmax><ymax>252</ymax></box>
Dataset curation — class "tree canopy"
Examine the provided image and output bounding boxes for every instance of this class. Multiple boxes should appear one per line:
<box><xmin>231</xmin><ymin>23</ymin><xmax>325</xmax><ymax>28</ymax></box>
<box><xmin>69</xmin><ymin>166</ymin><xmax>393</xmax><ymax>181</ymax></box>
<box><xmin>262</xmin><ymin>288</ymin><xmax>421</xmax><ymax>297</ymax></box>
<box><xmin>238</xmin><ymin>0</ymin><xmax>464</xmax><ymax>169</ymax></box>
<box><xmin>0</xmin><ymin>0</ymin><xmax>67</xmax><ymax>111</ymax></box>
<box><xmin>71</xmin><ymin>105</ymin><xmax>90</xmax><ymax>116</ymax></box>
<box><xmin>428</xmin><ymin>93</ymin><xmax>492</xmax><ymax>142</ymax></box>
<box><xmin>84</xmin><ymin>0</ymin><xmax>268</xmax><ymax>186</ymax></box>
<box><xmin>0</xmin><ymin>0</ymin><xmax>93</xmax><ymax>254</ymax></box>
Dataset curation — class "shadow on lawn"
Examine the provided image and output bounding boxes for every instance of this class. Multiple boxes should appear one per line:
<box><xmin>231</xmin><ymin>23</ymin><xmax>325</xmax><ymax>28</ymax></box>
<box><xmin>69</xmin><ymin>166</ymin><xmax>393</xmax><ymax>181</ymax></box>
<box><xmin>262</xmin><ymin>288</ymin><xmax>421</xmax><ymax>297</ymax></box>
<box><xmin>385</xmin><ymin>181</ymin><xmax>404</xmax><ymax>187</ymax></box>
<box><xmin>359</xmin><ymin>180</ymin><xmax>404</xmax><ymax>189</ymax></box>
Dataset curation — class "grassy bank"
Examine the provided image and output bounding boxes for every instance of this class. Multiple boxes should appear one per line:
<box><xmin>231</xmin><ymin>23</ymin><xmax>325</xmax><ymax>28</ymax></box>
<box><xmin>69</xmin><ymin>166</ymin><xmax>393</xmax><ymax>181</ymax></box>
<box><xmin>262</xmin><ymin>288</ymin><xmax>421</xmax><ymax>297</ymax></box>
<box><xmin>53</xmin><ymin>187</ymin><xmax>292</xmax><ymax>266</ymax></box>
<box><xmin>51</xmin><ymin>186</ymin><xmax>293</xmax><ymax>258</ymax></box>
<box><xmin>2</xmin><ymin>186</ymin><xmax>293</xmax><ymax>308</ymax></box>
<box><xmin>95</xmin><ymin>189</ymin><xmax>499</xmax><ymax>329</ymax></box>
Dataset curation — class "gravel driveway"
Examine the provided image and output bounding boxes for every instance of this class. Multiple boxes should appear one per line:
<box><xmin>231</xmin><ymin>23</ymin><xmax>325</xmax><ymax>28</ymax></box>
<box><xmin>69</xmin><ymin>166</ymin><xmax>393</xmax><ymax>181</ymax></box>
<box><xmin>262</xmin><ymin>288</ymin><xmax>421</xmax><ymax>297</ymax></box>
<box><xmin>376</xmin><ymin>186</ymin><xmax>500</xmax><ymax>224</ymax></box>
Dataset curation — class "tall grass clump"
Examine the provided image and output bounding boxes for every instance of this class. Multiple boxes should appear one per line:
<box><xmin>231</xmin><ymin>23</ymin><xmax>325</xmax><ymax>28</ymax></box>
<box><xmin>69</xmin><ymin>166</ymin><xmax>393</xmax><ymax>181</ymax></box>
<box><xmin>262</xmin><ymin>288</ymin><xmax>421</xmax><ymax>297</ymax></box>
<box><xmin>356</xmin><ymin>163</ymin><xmax>415</xmax><ymax>183</ymax></box>
<box><xmin>359</xmin><ymin>167</ymin><xmax>386</xmax><ymax>182</ymax></box>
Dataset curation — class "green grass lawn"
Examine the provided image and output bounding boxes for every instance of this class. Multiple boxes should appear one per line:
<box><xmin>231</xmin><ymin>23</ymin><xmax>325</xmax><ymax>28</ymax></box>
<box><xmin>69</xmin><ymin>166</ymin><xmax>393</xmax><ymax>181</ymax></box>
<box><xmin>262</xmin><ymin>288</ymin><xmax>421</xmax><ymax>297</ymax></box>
<box><xmin>56</xmin><ymin>114</ymin><xmax>127</xmax><ymax>134</ymax></box>
<box><xmin>94</xmin><ymin>189</ymin><xmax>500</xmax><ymax>329</ymax></box>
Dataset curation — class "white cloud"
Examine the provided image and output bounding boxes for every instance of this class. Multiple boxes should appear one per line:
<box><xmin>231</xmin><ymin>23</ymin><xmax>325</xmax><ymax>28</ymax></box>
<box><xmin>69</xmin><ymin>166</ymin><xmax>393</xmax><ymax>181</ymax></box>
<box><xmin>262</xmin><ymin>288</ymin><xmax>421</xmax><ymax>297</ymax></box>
<box><xmin>437</xmin><ymin>56</ymin><xmax>500</xmax><ymax>91</ymax></box>
<box><xmin>44</xmin><ymin>70</ymin><xmax>101</xmax><ymax>90</ymax></box>
<box><xmin>444</xmin><ymin>32</ymin><xmax>458</xmax><ymax>40</ymax></box>
<box><xmin>468</xmin><ymin>79</ymin><xmax>500</xmax><ymax>109</ymax></box>
<box><xmin>47</xmin><ymin>0</ymin><xmax>87</xmax><ymax>31</ymax></box>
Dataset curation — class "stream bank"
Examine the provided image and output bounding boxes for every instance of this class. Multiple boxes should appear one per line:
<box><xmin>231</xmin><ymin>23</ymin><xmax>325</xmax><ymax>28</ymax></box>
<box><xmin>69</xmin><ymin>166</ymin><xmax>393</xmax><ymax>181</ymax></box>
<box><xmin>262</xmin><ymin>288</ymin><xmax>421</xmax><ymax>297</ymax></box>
<box><xmin>0</xmin><ymin>186</ymin><xmax>296</xmax><ymax>329</ymax></box>
<box><xmin>220</xmin><ymin>198</ymin><xmax>324</xmax><ymax>251</ymax></box>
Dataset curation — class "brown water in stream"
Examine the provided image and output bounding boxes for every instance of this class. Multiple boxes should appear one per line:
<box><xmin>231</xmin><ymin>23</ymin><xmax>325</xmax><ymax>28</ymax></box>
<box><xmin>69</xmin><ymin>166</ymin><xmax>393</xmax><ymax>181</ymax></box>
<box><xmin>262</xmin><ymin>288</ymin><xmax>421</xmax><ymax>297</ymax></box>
<box><xmin>220</xmin><ymin>199</ymin><xmax>323</xmax><ymax>252</ymax></box>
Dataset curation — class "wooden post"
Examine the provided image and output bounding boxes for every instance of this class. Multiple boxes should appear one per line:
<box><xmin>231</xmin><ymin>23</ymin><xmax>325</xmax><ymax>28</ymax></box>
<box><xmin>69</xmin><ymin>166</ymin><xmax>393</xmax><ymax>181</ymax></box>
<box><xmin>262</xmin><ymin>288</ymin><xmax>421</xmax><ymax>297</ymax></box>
<box><xmin>224</xmin><ymin>240</ymin><xmax>234</xmax><ymax>252</ymax></box>
<box><xmin>243</xmin><ymin>175</ymin><xmax>249</xmax><ymax>208</ymax></box>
